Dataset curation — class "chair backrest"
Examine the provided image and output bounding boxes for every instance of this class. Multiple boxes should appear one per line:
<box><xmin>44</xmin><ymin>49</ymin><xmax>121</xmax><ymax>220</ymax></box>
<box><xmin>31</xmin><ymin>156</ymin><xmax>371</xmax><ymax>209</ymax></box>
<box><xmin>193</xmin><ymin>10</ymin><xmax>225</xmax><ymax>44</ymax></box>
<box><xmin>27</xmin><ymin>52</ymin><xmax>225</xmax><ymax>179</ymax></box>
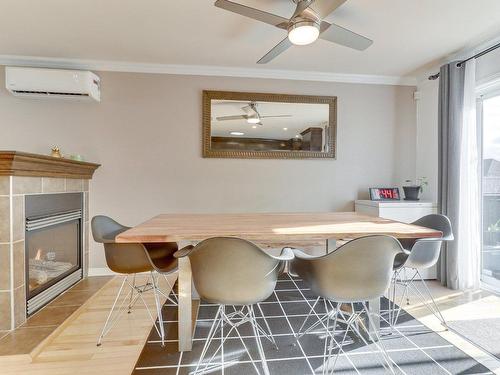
<box><xmin>91</xmin><ymin>215</ymin><xmax>129</xmax><ymax>243</ymax></box>
<box><xmin>405</xmin><ymin>214</ymin><xmax>454</xmax><ymax>269</ymax></box>
<box><xmin>412</xmin><ymin>214</ymin><xmax>454</xmax><ymax>241</ymax></box>
<box><xmin>290</xmin><ymin>235</ymin><xmax>403</xmax><ymax>302</ymax></box>
<box><xmin>91</xmin><ymin>215</ymin><xmax>152</xmax><ymax>274</ymax></box>
<box><xmin>187</xmin><ymin>237</ymin><xmax>283</xmax><ymax>305</ymax></box>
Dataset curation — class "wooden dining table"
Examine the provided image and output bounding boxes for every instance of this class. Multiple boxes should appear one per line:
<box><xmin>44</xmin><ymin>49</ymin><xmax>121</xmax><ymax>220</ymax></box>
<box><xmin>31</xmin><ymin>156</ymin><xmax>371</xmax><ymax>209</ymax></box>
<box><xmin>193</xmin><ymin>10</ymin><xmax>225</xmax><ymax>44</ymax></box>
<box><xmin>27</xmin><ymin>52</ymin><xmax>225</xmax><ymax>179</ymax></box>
<box><xmin>116</xmin><ymin>212</ymin><xmax>442</xmax><ymax>351</ymax></box>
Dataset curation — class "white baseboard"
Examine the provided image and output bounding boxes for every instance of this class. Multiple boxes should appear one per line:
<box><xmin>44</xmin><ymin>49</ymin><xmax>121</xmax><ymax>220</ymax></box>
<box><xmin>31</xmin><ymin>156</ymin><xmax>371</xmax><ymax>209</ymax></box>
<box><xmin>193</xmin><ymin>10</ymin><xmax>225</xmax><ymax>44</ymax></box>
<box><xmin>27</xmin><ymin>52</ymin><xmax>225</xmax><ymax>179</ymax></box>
<box><xmin>87</xmin><ymin>268</ymin><xmax>152</xmax><ymax>277</ymax></box>
<box><xmin>88</xmin><ymin>267</ymin><xmax>116</xmax><ymax>276</ymax></box>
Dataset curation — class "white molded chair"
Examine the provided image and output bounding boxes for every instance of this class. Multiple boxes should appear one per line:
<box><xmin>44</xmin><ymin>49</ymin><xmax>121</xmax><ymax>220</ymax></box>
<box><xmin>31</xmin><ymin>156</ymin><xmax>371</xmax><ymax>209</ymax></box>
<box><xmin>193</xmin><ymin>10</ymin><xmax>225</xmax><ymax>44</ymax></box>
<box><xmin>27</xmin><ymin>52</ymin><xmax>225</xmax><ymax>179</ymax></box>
<box><xmin>390</xmin><ymin>214</ymin><xmax>454</xmax><ymax>328</ymax></box>
<box><xmin>290</xmin><ymin>235</ymin><xmax>404</xmax><ymax>375</ymax></box>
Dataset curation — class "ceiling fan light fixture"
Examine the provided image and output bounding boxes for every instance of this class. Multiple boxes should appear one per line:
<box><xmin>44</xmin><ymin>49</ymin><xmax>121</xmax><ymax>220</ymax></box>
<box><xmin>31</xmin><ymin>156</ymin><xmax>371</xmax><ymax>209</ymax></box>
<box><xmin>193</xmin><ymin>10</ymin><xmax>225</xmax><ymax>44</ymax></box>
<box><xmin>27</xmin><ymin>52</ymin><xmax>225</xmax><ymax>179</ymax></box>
<box><xmin>288</xmin><ymin>21</ymin><xmax>320</xmax><ymax>45</ymax></box>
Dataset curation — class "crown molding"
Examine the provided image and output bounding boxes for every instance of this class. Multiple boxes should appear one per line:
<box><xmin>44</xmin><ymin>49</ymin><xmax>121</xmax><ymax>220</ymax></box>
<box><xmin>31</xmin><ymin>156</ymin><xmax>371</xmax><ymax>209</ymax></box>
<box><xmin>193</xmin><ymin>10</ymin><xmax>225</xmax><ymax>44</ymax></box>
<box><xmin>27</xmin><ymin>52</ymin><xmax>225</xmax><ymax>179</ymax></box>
<box><xmin>477</xmin><ymin>71</ymin><xmax>500</xmax><ymax>96</ymax></box>
<box><xmin>0</xmin><ymin>54</ymin><xmax>417</xmax><ymax>86</ymax></box>
<box><xmin>415</xmin><ymin>32</ymin><xmax>500</xmax><ymax>84</ymax></box>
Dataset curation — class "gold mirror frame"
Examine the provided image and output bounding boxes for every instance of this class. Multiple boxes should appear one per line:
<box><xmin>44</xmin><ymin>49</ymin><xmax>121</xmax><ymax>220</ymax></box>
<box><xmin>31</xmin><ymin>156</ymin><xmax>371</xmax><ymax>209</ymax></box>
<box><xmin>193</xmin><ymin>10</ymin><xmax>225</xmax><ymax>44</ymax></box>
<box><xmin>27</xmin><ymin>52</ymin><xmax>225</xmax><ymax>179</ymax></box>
<box><xmin>202</xmin><ymin>90</ymin><xmax>337</xmax><ymax>159</ymax></box>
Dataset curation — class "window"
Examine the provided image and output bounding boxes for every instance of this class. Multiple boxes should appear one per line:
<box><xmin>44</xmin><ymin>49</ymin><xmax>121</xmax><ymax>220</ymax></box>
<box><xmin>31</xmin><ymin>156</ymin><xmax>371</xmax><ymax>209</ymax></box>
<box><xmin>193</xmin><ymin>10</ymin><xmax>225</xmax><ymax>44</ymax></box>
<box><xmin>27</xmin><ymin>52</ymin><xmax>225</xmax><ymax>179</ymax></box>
<box><xmin>481</xmin><ymin>94</ymin><xmax>500</xmax><ymax>291</ymax></box>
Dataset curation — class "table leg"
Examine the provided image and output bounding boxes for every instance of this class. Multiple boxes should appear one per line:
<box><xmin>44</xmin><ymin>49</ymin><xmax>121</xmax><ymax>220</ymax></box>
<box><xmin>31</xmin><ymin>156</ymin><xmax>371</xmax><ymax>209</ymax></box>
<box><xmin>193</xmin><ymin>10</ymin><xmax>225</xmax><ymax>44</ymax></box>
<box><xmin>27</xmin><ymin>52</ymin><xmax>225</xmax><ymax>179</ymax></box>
<box><xmin>178</xmin><ymin>256</ymin><xmax>194</xmax><ymax>351</ymax></box>
<box><xmin>367</xmin><ymin>297</ymin><xmax>381</xmax><ymax>340</ymax></box>
<box><xmin>326</xmin><ymin>238</ymin><xmax>336</xmax><ymax>254</ymax></box>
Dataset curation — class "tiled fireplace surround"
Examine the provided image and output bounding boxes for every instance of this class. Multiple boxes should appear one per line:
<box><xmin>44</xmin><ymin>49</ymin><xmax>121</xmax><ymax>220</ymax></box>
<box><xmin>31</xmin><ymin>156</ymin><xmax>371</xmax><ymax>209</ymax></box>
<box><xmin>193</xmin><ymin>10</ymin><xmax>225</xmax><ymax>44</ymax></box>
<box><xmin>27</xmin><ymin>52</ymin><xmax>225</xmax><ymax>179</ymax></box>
<box><xmin>0</xmin><ymin>176</ymin><xmax>90</xmax><ymax>331</ymax></box>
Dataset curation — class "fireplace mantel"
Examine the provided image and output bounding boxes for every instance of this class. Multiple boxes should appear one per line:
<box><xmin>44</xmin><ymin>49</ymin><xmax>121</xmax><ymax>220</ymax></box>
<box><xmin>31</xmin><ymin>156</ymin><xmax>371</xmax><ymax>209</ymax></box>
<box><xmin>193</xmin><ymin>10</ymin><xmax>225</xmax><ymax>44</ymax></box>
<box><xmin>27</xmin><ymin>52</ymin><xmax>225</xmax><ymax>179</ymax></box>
<box><xmin>0</xmin><ymin>151</ymin><xmax>100</xmax><ymax>179</ymax></box>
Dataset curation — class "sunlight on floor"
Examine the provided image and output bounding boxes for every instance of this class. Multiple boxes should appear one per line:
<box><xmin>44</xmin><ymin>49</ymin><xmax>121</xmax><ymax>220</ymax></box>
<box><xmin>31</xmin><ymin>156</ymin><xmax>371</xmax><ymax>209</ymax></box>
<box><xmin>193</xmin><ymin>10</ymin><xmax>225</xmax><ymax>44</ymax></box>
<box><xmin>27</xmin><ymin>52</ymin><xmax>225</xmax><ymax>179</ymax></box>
<box><xmin>395</xmin><ymin>280</ymin><xmax>500</xmax><ymax>374</ymax></box>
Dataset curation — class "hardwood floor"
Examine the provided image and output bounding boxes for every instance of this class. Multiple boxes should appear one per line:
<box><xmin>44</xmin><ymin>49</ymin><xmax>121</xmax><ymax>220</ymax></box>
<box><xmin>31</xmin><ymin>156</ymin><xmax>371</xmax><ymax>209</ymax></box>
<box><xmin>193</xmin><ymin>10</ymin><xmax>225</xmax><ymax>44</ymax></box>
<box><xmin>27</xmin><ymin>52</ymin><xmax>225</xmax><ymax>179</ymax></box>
<box><xmin>396</xmin><ymin>280</ymin><xmax>500</xmax><ymax>374</ymax></box>
<box><xmin>0</xmin><ymin>276</ymin><xmax>112</xmax><ymax>358</ymax></box>
<box><xmin>0</xmin><ymin>273</ymin><xmax>177</xmax><ymax>375</ymax></box>
<box><xmin>1</xmin><ymin>273</ymin><xmax>499</xmax><ymax>375</ymax></box>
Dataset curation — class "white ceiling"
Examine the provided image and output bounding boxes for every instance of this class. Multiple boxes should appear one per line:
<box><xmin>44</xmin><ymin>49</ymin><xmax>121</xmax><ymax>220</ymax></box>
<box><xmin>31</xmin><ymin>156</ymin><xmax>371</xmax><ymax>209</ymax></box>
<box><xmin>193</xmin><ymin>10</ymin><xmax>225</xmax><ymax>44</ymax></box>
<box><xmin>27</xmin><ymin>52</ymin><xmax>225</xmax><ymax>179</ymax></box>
<box><xmin>1</xmin><ymin>0</ymin><xmax>500</xmax><ymax>78</ymax></box>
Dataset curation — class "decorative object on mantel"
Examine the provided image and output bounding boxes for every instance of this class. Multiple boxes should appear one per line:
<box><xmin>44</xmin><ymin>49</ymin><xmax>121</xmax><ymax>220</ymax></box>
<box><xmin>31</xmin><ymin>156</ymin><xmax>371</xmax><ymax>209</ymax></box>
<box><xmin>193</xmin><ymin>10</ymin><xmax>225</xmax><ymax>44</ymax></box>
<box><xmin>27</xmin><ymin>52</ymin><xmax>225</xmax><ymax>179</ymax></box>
<box><xmin>51</xmin><ymin>146</ymin><xmax>62</xmax><ymax>158</ymax></box>
<box><xmin>0</xmin><ymin>151</ymin><xmax>100</xmax><ymax>179</ymax></box>
<box><xmin>403</xmin><ymin>177</ymin><xmax>428</xmax><ymax>201</ymax></box>
<box><xmin>70</xmin><ymin>154</ymin><xmax>84</xmax><ymax>161</ymax></box>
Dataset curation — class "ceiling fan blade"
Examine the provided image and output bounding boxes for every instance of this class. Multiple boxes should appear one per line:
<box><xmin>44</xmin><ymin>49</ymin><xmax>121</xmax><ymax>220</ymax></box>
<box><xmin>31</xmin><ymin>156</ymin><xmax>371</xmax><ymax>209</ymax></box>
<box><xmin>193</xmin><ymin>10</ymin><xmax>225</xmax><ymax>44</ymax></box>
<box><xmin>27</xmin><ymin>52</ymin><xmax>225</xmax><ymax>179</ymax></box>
<box><xmin>257</xmin><ymin>37</ymin><xmax>293</xmax><ymax>64</ymax></box>
<box><xmin>291</xmin><ymin>0</ymin><xmax>314</xmax><ymax>19</ymax></box>
<box><xmin>319</xmin><ymin>22</ymin><xmax>373</xmax><ymax>50</ymax></box>
<box><xmin>216</xmin><ymin>115</ymin><xmax>247</xmax><ymax>121</ymax></box>
<box><xmin>242</xmin><ymin>104</ymin><xmax>254</xmax><ymax>114</ymax></box>
<box><xmin>214</xmin><ymin>0</ymin><xmax>288</xmax><ymax>28</ymax></box>
<box><xmin>312</xmin><ymin>0</ymin><xmax>348</xmax><ymax>19</ymax></box>
<box><xmin>260</xmin><ymin>115</ymin><xmax>292</xmax><ymax>118</ymax></box>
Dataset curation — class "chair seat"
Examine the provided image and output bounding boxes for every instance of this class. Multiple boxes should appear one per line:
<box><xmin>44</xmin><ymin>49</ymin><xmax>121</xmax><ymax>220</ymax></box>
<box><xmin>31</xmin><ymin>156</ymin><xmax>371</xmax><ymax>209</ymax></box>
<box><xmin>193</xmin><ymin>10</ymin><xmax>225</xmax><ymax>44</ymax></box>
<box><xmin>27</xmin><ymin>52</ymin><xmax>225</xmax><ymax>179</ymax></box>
<box><xmin>393</xmin><ymin>250</ymin><xmax>410</xmax><ymax>270</ymax></box>
<box><xmin>398</xmin><ymin>238</ymin><xmax>415</xmax><ymax>251</ymax></box>
<box><xmin>144</xmin><ymin>242</ymin><xmax>178</xmax><ymax>274</ymax></box>
<box><xmin>151</xmin><ymin>256</ymin><xmax>178</xmax><ymax>273</ymax></box>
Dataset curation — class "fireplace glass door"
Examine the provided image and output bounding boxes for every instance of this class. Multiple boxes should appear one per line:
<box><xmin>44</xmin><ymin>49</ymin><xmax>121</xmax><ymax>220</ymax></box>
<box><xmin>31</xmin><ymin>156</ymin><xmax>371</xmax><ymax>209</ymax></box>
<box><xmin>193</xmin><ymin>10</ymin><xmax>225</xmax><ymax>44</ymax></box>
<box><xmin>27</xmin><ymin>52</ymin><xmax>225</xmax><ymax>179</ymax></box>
<box><xmin>26</xmin><ymin>218</ymin><xmax>81</xmax><ymax>298</ymax></box>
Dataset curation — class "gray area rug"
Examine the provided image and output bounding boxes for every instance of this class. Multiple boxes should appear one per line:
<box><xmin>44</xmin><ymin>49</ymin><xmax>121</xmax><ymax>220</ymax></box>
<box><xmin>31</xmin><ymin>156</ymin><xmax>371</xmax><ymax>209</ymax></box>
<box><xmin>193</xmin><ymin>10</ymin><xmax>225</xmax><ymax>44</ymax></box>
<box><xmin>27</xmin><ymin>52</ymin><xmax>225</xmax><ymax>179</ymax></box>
<box><xmin>448</xmin><ymin>318</ymin><xmax>500</xmax><ymax>360</ymax></box>
<box><xmin>133</xmin><ymin>274</ymin><xmax>495</xmax><ymax>374</ymax></box>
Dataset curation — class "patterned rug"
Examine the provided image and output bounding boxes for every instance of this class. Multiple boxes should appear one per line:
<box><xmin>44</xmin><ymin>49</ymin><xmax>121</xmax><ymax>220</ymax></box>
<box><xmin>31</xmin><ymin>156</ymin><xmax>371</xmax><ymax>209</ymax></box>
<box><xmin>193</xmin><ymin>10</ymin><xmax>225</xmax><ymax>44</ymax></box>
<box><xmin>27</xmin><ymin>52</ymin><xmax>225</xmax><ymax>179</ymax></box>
<box><xmin>132</xmin><ymin>274</ymin><xmax>493</xmax><ymax>374</ymax></box>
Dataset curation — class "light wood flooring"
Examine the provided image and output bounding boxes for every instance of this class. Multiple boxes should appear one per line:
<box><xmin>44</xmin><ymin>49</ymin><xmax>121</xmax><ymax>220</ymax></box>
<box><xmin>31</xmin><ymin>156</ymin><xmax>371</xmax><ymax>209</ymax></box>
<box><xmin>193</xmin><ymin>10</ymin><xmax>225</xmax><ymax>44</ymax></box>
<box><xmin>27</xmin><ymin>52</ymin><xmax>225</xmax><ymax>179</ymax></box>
<box><xmin>0</xmin><ymin>273</ymin><xmax>176</xmax><ymax>375</ymax></box>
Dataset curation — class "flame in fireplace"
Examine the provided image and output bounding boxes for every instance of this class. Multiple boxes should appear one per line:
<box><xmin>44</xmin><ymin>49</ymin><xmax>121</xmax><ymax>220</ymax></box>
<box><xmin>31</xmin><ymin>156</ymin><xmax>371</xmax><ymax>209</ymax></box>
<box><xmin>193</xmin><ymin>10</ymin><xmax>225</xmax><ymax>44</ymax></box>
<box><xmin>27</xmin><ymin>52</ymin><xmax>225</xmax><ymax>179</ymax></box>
<box><xmin>35</xmin><ymin>248</ymin><xmax>43</xmax><ymax>261</ymax></box>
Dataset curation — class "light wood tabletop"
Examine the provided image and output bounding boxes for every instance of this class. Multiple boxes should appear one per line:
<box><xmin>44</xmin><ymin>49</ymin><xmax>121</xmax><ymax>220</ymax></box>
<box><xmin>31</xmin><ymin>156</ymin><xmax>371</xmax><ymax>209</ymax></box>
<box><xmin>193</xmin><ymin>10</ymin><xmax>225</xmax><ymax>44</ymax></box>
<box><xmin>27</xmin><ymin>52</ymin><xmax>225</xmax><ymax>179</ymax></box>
<box><xmin>115</xmin><ymin>211</ymin><xmax>442</xmax><ymax>352</ymax></box>
<box><xmin>115</xmin><ymin>212</ymin><xmax>442</xmax><ymax>243</ymax></box>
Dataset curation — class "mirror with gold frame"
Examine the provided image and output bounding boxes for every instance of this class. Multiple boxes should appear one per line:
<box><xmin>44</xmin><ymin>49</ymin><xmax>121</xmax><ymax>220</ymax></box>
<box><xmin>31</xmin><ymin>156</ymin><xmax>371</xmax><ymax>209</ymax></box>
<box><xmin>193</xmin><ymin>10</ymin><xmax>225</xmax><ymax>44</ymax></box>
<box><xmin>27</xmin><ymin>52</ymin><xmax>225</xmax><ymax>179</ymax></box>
<box><xmin>202</xmin><ymin>91</ymin><xmax>337</xmax><ymax>159</ymax></box>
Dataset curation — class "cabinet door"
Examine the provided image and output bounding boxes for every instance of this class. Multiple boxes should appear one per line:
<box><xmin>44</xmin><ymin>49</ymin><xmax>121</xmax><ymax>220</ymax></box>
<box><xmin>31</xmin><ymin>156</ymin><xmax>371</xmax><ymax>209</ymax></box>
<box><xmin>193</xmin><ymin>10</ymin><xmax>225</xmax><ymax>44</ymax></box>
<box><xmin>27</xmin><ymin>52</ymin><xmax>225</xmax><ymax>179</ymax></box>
<box><xmin>354</xmin><ymin>204</ymin><xmax>379</xmax><ymax>217</ymax></box>
<box><xmin>378</xmin><ymin>207</ymin><xmax>437</xmax><ymax>224</ymax></box>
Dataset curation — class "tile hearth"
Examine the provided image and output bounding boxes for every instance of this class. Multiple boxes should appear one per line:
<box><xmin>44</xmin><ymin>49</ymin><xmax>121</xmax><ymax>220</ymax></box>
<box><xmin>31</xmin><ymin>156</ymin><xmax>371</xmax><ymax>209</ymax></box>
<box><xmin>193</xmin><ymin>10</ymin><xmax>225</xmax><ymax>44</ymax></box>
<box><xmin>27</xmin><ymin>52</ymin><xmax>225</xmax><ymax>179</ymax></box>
<box><xmin>0</xmin><ymin>276</ymin><xmax>112</xmax><ymax>357</ymax></box>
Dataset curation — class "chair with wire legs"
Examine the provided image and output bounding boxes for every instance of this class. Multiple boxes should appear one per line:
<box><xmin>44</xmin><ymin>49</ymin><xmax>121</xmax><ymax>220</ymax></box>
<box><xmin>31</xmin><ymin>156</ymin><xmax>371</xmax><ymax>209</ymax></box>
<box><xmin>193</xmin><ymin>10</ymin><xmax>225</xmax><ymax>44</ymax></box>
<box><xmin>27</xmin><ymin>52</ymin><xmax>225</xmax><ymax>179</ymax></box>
<box><xmin>142</xmin><ymin>241</ymin><xmax>180</xmax><ymax>305</ymax></box>
<box><xmin>174</xmin><ymin>237</ymin><xmax>294</xmax><ymax>375</ymax></box>
<box><xmin>290</xmin><ymin>235</ymin><xmax>404</xmax><ymax>375</ymax></box>
<box><xmin>389</xmin><ymin>214</ymin><xmax>454</xmax><ymax>329</ymax></box>
<box><xmin>91</xmin><ymin>215</ymin><xmax>182</xmax><ymax>346</ymax></box>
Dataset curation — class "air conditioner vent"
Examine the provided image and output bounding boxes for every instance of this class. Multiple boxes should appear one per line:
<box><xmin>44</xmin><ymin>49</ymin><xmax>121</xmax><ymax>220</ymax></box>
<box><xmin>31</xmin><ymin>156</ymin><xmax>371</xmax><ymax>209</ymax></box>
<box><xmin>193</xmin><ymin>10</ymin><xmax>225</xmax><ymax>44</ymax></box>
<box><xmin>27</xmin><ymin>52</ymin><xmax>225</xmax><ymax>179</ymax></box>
<box><xmin>12</xmin><ymin>90</ymin><xmax>89</xmax><ymax>96</ymax></box>
<box><xmin>5</xmin><ymin>67</ymin><xmax>100</xmax><ymax>101</ymax></box>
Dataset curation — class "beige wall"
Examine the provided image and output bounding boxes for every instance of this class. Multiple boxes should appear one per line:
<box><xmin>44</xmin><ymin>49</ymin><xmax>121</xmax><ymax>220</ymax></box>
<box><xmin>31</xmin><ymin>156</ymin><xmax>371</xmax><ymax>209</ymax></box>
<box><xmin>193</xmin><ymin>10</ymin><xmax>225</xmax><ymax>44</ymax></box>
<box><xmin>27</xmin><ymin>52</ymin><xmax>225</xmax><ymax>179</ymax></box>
<box><xmin>0</xmin><ymin>66</ymin><xmax>416</xmax><ymax>269</ymax></box>
<box><xmin>416</xmin><ymin>78</ymin><xmax>439</xmax><ymax>202</ymax></box>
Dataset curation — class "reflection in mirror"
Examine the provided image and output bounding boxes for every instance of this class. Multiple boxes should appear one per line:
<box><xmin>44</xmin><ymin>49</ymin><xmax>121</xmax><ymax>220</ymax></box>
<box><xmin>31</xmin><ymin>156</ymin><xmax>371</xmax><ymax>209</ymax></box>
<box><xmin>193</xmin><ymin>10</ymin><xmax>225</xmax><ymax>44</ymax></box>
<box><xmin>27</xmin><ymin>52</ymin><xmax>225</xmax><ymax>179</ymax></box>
<box><xmin>211</xmin><ymin>100</ymin><xmax>329</xmax><ymax>152</ymax></box>
<box><xmin>203</xmin><ymin>91</ymin><xmax>336</xmax><ymax>159</ymax></box>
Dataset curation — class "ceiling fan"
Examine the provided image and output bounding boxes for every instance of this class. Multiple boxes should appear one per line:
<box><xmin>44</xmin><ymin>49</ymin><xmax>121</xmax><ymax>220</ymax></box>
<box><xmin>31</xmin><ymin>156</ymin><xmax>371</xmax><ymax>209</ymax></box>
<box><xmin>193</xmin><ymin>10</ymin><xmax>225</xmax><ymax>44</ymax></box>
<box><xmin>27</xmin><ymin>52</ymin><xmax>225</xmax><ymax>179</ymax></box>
<box><xmin>214</xmin><ymin>0</ymin><xmax>373</xmax><ymax>64</ymax></box>
<box><xmin>216</xmin><ymin>102</ymin><xmax>291</xmax><ymax>126</ymax></box>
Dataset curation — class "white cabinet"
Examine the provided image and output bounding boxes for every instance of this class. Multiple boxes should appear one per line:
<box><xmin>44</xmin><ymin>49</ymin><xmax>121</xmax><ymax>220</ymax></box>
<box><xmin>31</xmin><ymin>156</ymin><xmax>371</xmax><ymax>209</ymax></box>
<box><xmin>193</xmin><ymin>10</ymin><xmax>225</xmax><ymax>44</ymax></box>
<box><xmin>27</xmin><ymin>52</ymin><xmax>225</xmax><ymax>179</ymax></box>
<box><xmin>355</xmin><ymin>200</ymin><xmax>438</xmax><ymax>279</ymax></box>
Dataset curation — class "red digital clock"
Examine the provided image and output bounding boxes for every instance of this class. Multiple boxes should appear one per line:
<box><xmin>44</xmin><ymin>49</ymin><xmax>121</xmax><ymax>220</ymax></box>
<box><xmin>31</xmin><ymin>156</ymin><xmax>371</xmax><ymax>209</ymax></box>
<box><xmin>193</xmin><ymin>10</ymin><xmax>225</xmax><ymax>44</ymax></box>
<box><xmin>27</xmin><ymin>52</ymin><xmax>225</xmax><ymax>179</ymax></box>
<box><xmin>369</xmin><ymin>188</ymin><xmax>401</xmax><ymax>201</ymax></box>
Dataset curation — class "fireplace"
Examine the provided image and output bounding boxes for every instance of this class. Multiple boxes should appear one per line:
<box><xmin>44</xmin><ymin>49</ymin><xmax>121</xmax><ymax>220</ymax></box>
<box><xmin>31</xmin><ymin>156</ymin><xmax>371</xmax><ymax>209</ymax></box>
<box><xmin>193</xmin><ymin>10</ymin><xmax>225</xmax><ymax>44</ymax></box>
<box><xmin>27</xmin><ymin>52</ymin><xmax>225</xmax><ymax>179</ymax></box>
<box><xmin>25</xmin><ymin>193</ymin><xmax>83</xmax><ymax>315</ymax></box>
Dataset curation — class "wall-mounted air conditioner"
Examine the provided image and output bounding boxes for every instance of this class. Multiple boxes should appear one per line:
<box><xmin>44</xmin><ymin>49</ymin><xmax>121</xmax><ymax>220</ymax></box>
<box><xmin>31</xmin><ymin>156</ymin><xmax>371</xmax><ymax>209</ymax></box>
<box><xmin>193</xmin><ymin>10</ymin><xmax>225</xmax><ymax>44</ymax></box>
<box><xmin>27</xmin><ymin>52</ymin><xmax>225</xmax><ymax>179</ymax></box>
<box><xmin>5</xmin><ymin>67</ymin><xmax>100</xmax><ymax>102</ymax></box>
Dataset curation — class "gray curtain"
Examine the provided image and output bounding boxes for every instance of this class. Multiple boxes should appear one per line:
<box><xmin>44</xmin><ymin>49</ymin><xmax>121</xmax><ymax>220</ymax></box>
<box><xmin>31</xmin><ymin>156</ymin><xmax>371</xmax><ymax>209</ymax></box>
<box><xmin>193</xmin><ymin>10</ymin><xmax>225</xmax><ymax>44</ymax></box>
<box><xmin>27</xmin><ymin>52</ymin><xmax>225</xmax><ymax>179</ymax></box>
<box><xmin>437</xmin><ymin>61</ymin><xmax>465</xmax><ymax>289</ymax></box>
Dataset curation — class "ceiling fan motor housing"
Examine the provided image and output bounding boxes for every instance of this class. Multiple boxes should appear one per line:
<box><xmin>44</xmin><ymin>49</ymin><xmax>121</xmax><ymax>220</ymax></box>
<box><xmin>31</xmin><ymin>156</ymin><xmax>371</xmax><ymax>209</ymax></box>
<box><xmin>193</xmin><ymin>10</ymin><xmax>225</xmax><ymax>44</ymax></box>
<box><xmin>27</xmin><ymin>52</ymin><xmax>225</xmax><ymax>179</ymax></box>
<box><xmin>288</xmin><ymin>19</ymin><xmax>320</xmax><ymax>34</ymax></box>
